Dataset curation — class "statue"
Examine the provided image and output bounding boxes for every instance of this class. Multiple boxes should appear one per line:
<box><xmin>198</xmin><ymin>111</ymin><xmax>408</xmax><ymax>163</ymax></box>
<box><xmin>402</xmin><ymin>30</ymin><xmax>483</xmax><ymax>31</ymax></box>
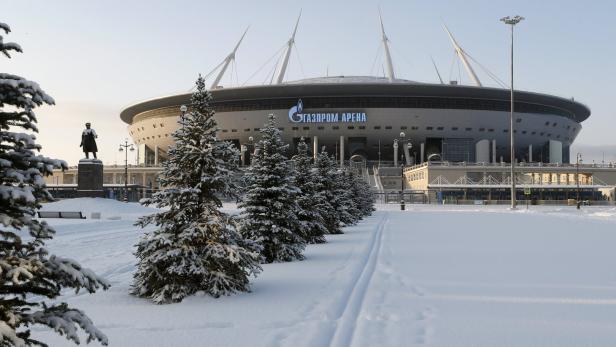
<box><xmin>80</xmin><ymin>122</ymin><xmax>98</xmax><ymax>159</ymax></box>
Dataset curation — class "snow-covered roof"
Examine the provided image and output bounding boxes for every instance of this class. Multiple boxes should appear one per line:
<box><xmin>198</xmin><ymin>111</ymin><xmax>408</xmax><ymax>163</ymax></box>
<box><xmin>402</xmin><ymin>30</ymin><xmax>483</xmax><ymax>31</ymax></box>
<box><xmin>284</xmin><ymin>75</ymin><xmax>423</xmax><ymax>85</ymax></box>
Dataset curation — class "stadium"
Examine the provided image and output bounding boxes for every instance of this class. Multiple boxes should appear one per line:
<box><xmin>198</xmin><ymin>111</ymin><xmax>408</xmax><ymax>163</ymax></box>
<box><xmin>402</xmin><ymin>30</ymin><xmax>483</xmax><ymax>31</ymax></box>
<box><xmin>119</xmin><ymin>16</ymin><xmax>590</xmax><ymax>168</ymax></box>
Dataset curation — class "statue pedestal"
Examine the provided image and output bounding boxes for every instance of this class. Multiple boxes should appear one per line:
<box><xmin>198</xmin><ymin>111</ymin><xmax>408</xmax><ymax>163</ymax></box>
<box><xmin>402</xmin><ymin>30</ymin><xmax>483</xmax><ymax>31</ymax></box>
<box><xmin>76</xmin><ymin>159</ymin><xmax>105</xmax><ymax>198</ymax></box>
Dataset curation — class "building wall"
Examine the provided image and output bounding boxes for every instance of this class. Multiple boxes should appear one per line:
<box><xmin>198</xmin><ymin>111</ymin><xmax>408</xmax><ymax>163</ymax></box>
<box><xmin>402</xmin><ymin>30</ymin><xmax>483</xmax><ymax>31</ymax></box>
<box><xmin>128</xmin><ymin>106</ymin><xmax>582</xmax><ymax>165</ymax></box>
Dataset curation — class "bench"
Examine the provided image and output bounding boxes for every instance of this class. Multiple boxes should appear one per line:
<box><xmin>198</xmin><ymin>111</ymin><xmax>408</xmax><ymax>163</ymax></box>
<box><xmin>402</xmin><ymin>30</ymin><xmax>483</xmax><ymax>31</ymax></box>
<box><xmin>37</xmin><ymin>211</ymin><xmax>86</xmax><ymax>219</ymax></box>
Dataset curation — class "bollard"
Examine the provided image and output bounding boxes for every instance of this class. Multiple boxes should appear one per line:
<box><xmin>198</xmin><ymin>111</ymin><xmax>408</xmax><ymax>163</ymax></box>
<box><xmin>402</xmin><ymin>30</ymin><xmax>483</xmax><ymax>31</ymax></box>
<box><xmin>400</xmin><ymin>199</ymin><xmax>405</xmax><ymax>211</ymax></box>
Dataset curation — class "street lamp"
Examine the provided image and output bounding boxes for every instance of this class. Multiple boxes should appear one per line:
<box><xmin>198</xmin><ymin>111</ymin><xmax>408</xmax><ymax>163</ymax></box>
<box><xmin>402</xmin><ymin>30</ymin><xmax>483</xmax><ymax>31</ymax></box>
<box><xmin>179</xmin><ymin>105</ymin><xmax>188</xmax><ymax>129</ymax></box>
<box><xmin>118</xmin><ymin>139</ymin><xmax>135</xmax><ymax>202</ymax></box>
<box><xmin>576</xmin><ymin>153</ymin><xmax>582</xmax><ymax>209</ymax></box>
<box><xmin>247</xmin><ymin>136</ymin><xmax>254</xmax><ymax>165</ymax></box>
<box><xmin>397</xmin><ymin>131</ymin><xmax>412</xmax><ymax>210</ymax></box>
<box><xmin>501</xmin><ymin>15</ymin><xmax>524</xmax><ymax>210</ymax></box>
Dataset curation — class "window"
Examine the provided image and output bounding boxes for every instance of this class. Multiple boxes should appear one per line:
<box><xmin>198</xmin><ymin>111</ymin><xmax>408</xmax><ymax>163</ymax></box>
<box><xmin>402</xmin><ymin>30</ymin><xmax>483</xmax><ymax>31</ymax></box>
<box><xmin>254</xmin><ymin>128</ymin><xmax>260</xmax><ymax>131</ymax></box>
<box><xmin>152</xmin><ymin>124</ymin><xmax>156</xmax><ymax>128</ymax></box>
<box><xmin>556</xmin><ymin>135</ymin><xmax>561</xmax><ymax>139</ymax></box>
<box><xmin>401</xmin><ymin>126</ymin><xmax>408</xmax><ymax>130</ymax></box>
<box><xmin>244</xmin><ymin>128</ymin><xmax>251</xmax><ymax>132</ymax></box>
<box><xmin>540</xmin><ymin>132</ymin><xmax>545</xmax><ymax>136</ymax></box>
<box><xmin>385</xmin><ymin>126</ymin><xmax>392</xmax><ymax>129</ymax></box>
<box><xmin>231</xmin><ymin>129</ymin><xmax>237</xmax><ymax>133</ymax></box>
<box><xmin>465</xmin><ymin>127</ymin><xmax>472</xmax><ymax>131</ymax></box>
<box><xmin>451</xmin><ymin>127</ymin><xmax>459</xmax><ymax>131</ymax></box>
<box><xmin>531</xmin><ymin>131</ymin><xmax>536</xmax><ymax>135</ymax></box>
<box><xmin>302</xmin><ymin>127</ymin><xmax>309</xmax><ymax>130</ymax></box>
<box><xmin>545</xmin><ymin>121</ymin><xmax>550</xmax><ymax>126</ymax></box>
<box><xmin>359</xmin><ymin>125</ymin><xmax>366</xmax><ymax>130</ymax></box>
<box><xmin>347</xmin><ymin>126</ymin><xmax>355</xmax><ymax>130</ymax></box>
<box><xmin>374</xmin><ymin>126</ymin><xmax>381</xmax><ymax>130</ymax></box>
<box><xmin>437</xmin><ymin>126</ymin><xmax>444</xmax><ymax>131</ymax></box>
<box><xmin>503</xmin><ymin>129</ymin><xmax>509</xmax><ymax>133</ymax></box>
<box><xmin>278</xmin><ymin>127</ymin><xmax>285</xmax><ymax>131</ymax></box>
<box><xmin>479</xmin><ymin>128</ymin><xmax>485</xmax><ymax>132</ymax></box>
<box><xmin>222</xmin><ymin>129</ymin><xmax>228</xmax><ymax>133</ymax></box>
<box><xmin>552</xmin><ymin>122</ymin><xmax>557</xmax><ymax>127</ymax></box>
<box><xmin>411</xmin><ymin>126</ymin><xmax>419</xmax><ymax>130</ymax></box>
<box><xmin>292</xmin><ymin>127</ymin><xmax>299</xmax><ymax>131</ymax></box>
<box><xmin>426</xmin><ymin>126</ymin><xmax>433</xmax><ymax>130</ymax></box>
<box><xmin>333</xmin><ymin>126</ymin><xmax>339</xmax><ymax>130</ymax></box>
<box><xmin>516</xmin><ymin>118</ymin><xmax>522</xmax><ymax>123</ymax></box>
<box><xmin>318</xmin><ymin>126</ymin><xmax>325</xmax><ymax>130</ymax></box>
<box><xmin>521</xmin><ymin>130</ymin><xmax>527</xmax><ymax>134</ymax></box>
<box><xmin>488</xmin><ymin>128</ymin><xmax>494</xmax><ymax>132</ymax></box>
<box><xmin>160</xmin><ymin>123</ymin><xmax>164</xmax><ymax>127</ymax></box>
<box><xmin>165</xmin><ymin>134</ymin><xmax>169</xmax><ymax>137</ymax></box>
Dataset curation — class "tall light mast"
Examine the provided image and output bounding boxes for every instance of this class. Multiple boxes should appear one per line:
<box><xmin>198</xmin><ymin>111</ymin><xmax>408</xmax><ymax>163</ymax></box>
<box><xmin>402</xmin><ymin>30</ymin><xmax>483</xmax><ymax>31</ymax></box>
<box><xmin>379</xmin><ymin>10</ymin><xmax>396</xmax><ymax>82</ymax></box>
<box><xmin>443</xmin><ymin>25</ymin><xmax>482</xmax><ymax>87</ymax></box>
<box><xmin>211</xmin><ymin>27</ymin><xmax>249</xmax><ymax>89</ymax></box>
<box><xmin>274</xmin><ymin>11</ymin><xmax>301</xmax><ymax>84</ymax></box>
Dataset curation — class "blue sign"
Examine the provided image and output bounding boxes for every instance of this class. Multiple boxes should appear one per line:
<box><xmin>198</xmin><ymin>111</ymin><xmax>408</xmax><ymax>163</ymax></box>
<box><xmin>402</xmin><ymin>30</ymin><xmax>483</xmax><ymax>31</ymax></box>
<box><xmin>288</xmin><ymin>99</ymin><xmax>367</xmax><ymax>124</ymax></box>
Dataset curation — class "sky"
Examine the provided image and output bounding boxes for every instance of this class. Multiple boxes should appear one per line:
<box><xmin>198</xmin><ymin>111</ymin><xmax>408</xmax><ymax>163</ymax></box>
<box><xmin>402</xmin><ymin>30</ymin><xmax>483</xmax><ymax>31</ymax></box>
<box><xmin>4</xmin><ymin>0</ymin><xmax>616</xmax><ymax>165</ymax></box>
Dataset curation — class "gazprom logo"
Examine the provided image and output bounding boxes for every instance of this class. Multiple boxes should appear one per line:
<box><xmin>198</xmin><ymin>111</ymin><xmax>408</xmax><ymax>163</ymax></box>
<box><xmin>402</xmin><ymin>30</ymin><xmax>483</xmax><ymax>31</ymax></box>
<box><xmin>288</xmin><ymin>99</ymin><xmax>304</xmax><ymax>123</ymax></box>
<box><xmin>287</xmin><ymin>98</ymin><xmax>367</xmax><ymax>124</ymax></box>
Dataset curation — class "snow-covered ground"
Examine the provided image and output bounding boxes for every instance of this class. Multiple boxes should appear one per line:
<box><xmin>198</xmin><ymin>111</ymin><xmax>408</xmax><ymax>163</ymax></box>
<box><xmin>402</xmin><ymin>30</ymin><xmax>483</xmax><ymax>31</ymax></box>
<box><xmin>33</xmin><ymin>198</ymin><xmax>616</xmax><ymax>346</ymax></box>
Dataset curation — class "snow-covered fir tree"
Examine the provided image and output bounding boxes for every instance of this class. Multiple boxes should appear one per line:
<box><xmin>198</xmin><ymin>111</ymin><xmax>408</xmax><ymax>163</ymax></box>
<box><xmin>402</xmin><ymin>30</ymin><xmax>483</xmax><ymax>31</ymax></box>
<box><xmin>348</xmin><ymin>169</ymin><xmax>375</xmax><ymax>219</ymax></box>
<box><xmin>132</xmin><ymin>75</ymin><xmax>261</xmax><ymax>304</ymax></box>
<box><xmin>337</xmin><ymin>169</ymin><xmax>362</xmax><ymax>226</ymax></box>
<box><xmin>240</xmin><ymin>114</ymin><xmax>306</xmax><ymax>263</ymax></box>
<box><xmin>291</xmin><ymin>138</ymin><xmax>327</xmax><ymax>244</ymax></box>
<box><xmin>0</xmin><ymin>23</ymin><xmax>110</xmax><ymax>346</ymax></box>
<box><xmin>314</xmin><ymin>149</ymin><xmax>348</xmax><ymax>234</ymax></box>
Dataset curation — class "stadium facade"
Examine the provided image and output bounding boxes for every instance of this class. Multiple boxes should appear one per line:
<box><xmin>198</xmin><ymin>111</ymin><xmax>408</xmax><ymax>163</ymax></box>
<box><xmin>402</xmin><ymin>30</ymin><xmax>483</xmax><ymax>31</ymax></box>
<box><xmin>120</xmin><ymin>76</ymin><xmax>589</xmax><ymax>167</ymax></box>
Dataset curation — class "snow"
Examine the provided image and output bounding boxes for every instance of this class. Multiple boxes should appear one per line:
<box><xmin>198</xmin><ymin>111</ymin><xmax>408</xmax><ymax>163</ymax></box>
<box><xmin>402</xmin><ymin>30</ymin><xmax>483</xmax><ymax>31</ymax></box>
<box><xmin>32</xmin><ymin>199</ymin><xmax>616</xmax><ymax>346</ymax></box>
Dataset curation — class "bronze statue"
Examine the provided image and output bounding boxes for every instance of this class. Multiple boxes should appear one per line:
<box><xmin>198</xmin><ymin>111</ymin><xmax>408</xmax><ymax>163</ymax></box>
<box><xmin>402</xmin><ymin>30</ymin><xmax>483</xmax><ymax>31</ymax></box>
<box><xmin>80</xmin><ymin>122</ymin><xmax>98</xmax><ymax>159</ymax></box>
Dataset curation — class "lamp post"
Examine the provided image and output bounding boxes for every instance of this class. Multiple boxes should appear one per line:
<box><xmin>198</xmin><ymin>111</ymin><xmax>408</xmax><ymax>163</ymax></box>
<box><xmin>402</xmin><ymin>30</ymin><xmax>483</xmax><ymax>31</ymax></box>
<box><xmin>576</xmin><ymin>153</ymin><xmax>582</xmax><ymax>209</ymax></box>
<box><xmin>179</xmin><ymin>105</ymin><xmax>188</xmax><ymax>130</ymax></box>
<box><xmin>397</xmin><ymin>131</ymin><xmax>412</xmax><ymax>210</ymax></box>
<box><xmin>118</xmin><ymin>139</ymin><xmax>135</xmax><ymax>202</ymax></box>
<box><xmin>501</xmin><ymin>15</ymin><xmax>524</xmax><ymax>210</ymax></box>
<box><xmin>247</xmin><ymin>136</ymin><xmax>254</xmax><ymax>165</ymax></box>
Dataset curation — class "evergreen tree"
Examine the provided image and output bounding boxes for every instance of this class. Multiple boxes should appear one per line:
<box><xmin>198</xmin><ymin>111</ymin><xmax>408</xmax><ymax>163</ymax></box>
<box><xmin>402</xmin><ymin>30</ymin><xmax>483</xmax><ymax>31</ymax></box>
<box><xmin>291</xmin><ymin>138</ymin><xmax>327</xmax><ymax>244</ymax></box>
<box><xmin>132</xmin><ymin>75</ymin><xmax>261</xmax><ymax>304</ymax></box>
<box><xmin>240</xmin><ymin>114</ymin><xmax>306</xmax><ymax>263</ymax></box>
<box><xmin>348</xmin><ymin>169</ymin><xmax>375</xmax><ymax>218</ymax></box>
<box><xmin>0</xmin><ymin>23</ymin><xmax>110</xmax><ymax>346</ymax></box>
<box><xmin>314</xmin><ymin>150</ymin><xmax>347</xmax><ymax>234</ymax></box>
<box><xmin>338</xmin><ymin>169</ymin><xmax>361</xmax><ymax>226</ymax></box>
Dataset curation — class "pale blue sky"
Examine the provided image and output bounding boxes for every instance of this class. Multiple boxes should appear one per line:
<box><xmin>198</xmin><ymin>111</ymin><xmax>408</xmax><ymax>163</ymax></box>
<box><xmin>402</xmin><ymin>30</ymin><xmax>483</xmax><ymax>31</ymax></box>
<box><xmin>4</xmin><ymin>0</ymin><xmax>615</xmax><ymax>165</ymax></box>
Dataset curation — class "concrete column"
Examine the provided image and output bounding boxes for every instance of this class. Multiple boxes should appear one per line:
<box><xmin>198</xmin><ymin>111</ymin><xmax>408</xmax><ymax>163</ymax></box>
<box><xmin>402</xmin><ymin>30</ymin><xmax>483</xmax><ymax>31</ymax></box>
<box><xmin>492</xmin><ymin>140</ymin><xmax>497</xmax><ymax>163</ymax></box>
<box><xmin>549</xmin><ymin>140</ymin><xmax>563</xmax><ymax>164</ymax></box>
<box><xmin>403</xmin><ymin>143</ymin><xmax>412</xmax><ymax>165</ymax></box>
<box><xmin>313</xmin><ymin>136</ymin><xmax>318</xmax><ymax>160</ymax></box>
<box><xmin>340</xmin><ymin>135</ymin><xmax>345</xmax><ymax>167</ymax></box>
<box><xmin>142</xmin><ymin>172</ymin><xmax>147</xmax><ymax>186</ymax></box>
<box><xmin>393</xmin><ymin>141</ymin><xmax>399</xmax><ymax>167</ymax></box>
<box><xmin>420</xmin><ymin>142</ymin><xmax>425</xmax><ymax>164</ymax></box>
<box><xmin>154</xmin><ymin>145</ymin><xmax>159</xmax><ymax>166</ymax></box>
<box><xmin>528</xmin><ymin>144</ymin><xmax>533</xmax><ymax>162</ymax></box>
<box><xmin>240</xmin><ymin>145</ymin><xmax>246</xmax><ymax>166</ymax></box>
<box><xmin>475</xmin><ymin>139</ymin><xmax>490</xmax><ymax>163</ymax></box>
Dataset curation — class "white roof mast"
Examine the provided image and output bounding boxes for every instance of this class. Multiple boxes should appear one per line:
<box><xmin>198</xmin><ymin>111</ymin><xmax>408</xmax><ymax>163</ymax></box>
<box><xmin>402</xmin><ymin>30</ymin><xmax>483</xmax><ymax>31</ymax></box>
<box><xmin>379</xmin><ymin>10</ymin><xmax>396</xmax><ymax>82</ymax></box>
<box><xmin>443</xmin><ymin>24</ymin><xmax>482</xmax><ymax>87</ymax></box>
<box><xmin>210</xmin><ymin>27</ymin><xmax>249</xmax><ymax>89</ymax></box>
<box><xmin>274</xmin><ymin>10</ymin><xmax>301</xmax><ymax>84</ymax></box>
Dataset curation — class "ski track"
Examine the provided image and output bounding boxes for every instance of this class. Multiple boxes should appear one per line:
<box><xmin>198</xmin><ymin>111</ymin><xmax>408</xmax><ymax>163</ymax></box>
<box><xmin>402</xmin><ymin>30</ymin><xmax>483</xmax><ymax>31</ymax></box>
<box><xmin>327</xmin><ymin>212</ymin><xmax>389</xmax><ymax>347</ymax></box>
